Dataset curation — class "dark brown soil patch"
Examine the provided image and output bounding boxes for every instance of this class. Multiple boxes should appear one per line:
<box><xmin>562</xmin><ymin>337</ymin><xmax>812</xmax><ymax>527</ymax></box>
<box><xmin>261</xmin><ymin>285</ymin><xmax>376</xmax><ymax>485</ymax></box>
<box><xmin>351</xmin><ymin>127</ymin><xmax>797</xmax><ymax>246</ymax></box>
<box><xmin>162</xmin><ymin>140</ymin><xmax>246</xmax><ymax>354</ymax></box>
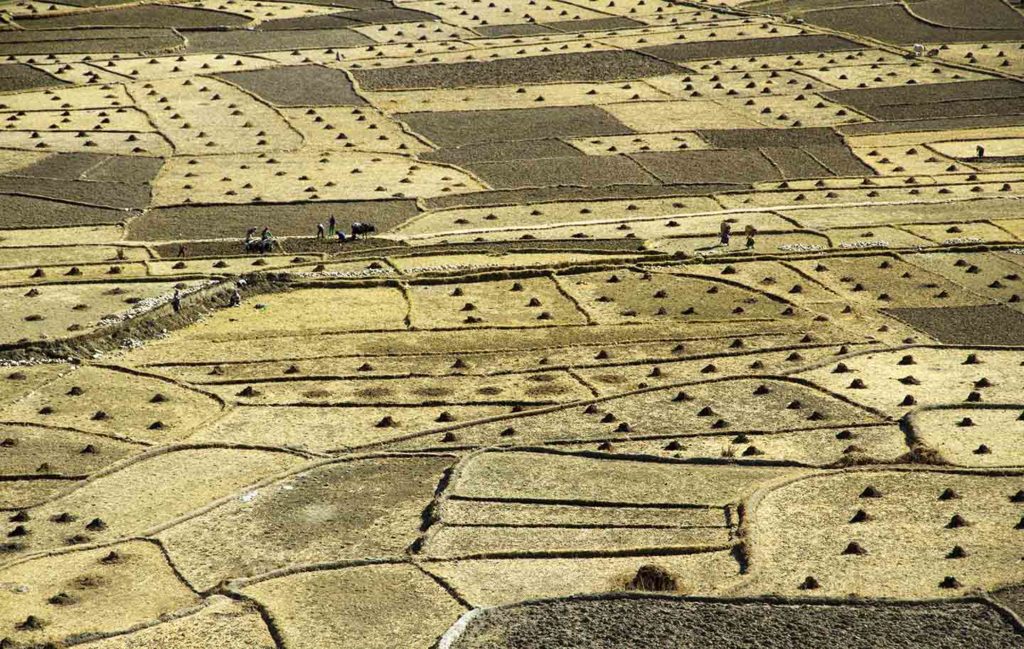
<box><xmin>258</xmin><ymin>14</ymin><xmax>361</xmax><ymax>30</ymax></box>
<box><xmin>352</xmin><ymin>50</ymin><xmax>682</xmax><ymax>91</ymax></box>
<box><xmin>15</xmin><ymin>5</ymin><xmax>250</xmax><ymax>29</ymax></box>
<box><xmin>803</xmin><ymin>144</ymin><xmax>875</xmax><ymax>176</ymax></box>
<box><xmin>884</xmin><ymin>304</ymin><xmax>1024</xmax><ymax>345</ymax></box>
<box><xmin>631</xmin><ymin>150</ymin><xmax>780</xmax><ymax>184</ymax></box>
<box><xmin>0</xmin><ymin>63</ymin><xmax>67</xmax><ymax>93</ymax></box>
<box><xmin>0</xmin><ymin>194</ymin><xmax>125</xmax><ymax>229</ymax></box>
<box><xmin>129</xmin><ymin>199</ymin><xmax>419</xmax><ymax>240</ymax></box>
<box><xmin>341</xmin><ymin>6</ymin><xmax>441</xmax><ymax>23</ymax></box>
<box><xmin>761</xmin><ymin>147</ymin><xmax>833</xmax><ymax>179</ymax></box>
<box><xmin>216</xmin><ymin>65</ymin><xmax>366</xmax><ymax>107</ymax></box>
<box><xmin>0</xmin><ymin>28</ymin><xmax>183</xmax><ymax>55</ymax></box>
<box><xmin>422</xmin><ymin>139</ymin><xmax>584</xmax><ymax>165</ymax></box>
<box><xmin>12</xmin><ymin>153</ymin><xmax>162</xmax><ymax>186</ymax></box>
<box><xmin>0</xmin><ymin>177</ymin><xmax>149</xmax><ymax>210</ymax></box>
<box><xmin>399</xmin><ymin>105</ymin><xmax>632</xmax><ymax>148</ymax></box>
<box><xmin>798</xmin><ymin>3</ymin><xmax>1024</xmax><ymax>43</ymax></box>
<box><xmin>696</xmin><ymin>127</ymin><xmax>843</xmax><ymax>149</ymax></box>
<box><xmin>908</xmin><ymin>0</ymin><xmax>1024</xmax><ymax>30</ymax></box>
<box><xmin>152</xmin><ymin>236</ymin><xmax>397</xmax><ymax>258</ymax></box>
<box><xmin>465</xmin><ymin>155</ymin><xmax>659</xmax><ymax>189</ymax></box>
<box><xmin>420</xmin><ymin>183</ymin><xmax>739</xmax><ymax>210</ymax></box>
<box><xmin>474</xmin><ymin>23</ymin><xmax>557</xmax><ymax>37</ymax></box>
<box><xmin>840</xmin><ymin>114</ymin><xmax>1024</xmax><ymax>136</ymax></box>
<box><xmin>451</xmin><ymin>596</ymin><xmax>1024</xmax><ymax>648</ymax></box>
<box><xmin>181</xmin><ymin>28</ymin><xmax>372</xmax><ymax>54</ymax></box>
<box><xmin>546</xmin><ymin>17</ymin><xmax>644</xmax><ymax>32</ymax></box>
<box><xmin>824</xmin><ymin>79</ymin><xmax>1024</xmax><ymax>122</ymax></box>
<box><xmin>640</xmin><ymin>34</ymin><xmax>861</xmax><ymax>63</ymax></box>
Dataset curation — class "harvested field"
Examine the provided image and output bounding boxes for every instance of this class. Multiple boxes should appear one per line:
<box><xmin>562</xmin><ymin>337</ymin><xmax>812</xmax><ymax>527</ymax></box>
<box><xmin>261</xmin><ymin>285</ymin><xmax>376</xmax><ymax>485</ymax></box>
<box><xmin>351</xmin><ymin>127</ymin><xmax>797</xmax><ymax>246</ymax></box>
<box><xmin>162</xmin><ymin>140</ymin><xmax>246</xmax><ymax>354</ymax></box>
<box><xmin>129</xmin><ymin>199</ymin><xmax>418</xmax><ymax>240</ymax></box>
<box><xmin>884</xmin><ymin>305</ymin><xmax>1024</xmax><ymax>345</ymax></box>
<box><xmin>797</xmin><ymin>3</ymin><xmax>1024</xmax><ymax>44</ymax></box>
<box><xmin>641</xmin><ymin>34</ymin><xmax>863</xmax><ymax>63</ymax></box>
<box><xmin>0</xmin><ymin>63</ymin><xmax>66</xmax><ymax>93</ymax></box>
<box><xmin>15</xmin><ymin>5</ymin><xmax>252</xmax><ymax>29</ymax></box>
<box><xmin>464</xmin><ymin>155</ymin><xmax>658</xmax><ymax>189</ymax></box>
<box><xmin>351</xmin><ymin>51</ymin><xmax>682</xmax><ymax>91</ymax></box>
<box><xmin>0</xmin><ymin>28</ymin><xmax>184</xmax><ymax>55</ymax></box>
<box><xmin>181</xmin><ymin>28</ymin><xmax>373</xmax><ymax>53</ymax></box>
<box><xmin>160</xmin><ymin>455</ymin><xmax>453</xmax><ymax>589</ymax></box>
<box><xmin>398</xmin><ymin>105</ymin><xmax>632</xmax><ymax>147</ymax></box>
<box><xmin>6</xmin><ymin>2</ymin><xmax>1024</xmax><ymax>645</ymax></box>
<box><xmin>450</xmin><ymin>596</ymin><xmax>1024</xmax><ymax>649</ymax></box>
<box><xmin>745</xmin><ymin>469</ymin><xmax>1024</xmax><ymax>597</ymax></box>
<box><xmin>241</xmin><ymin>564</ymin><xmax>465</xmax><ymax>649</ymax></box>
<box><xmin>216</xmin><ymin>64</ymin><xmax>368</xmax><ymax>106</ymax></box>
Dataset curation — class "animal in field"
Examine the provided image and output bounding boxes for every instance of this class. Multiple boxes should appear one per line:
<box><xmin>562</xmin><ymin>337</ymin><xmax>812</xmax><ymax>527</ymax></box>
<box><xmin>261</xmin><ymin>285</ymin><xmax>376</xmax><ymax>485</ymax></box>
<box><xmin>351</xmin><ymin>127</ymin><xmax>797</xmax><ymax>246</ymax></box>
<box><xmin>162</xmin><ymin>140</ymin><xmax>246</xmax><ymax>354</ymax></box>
<box><xmin>351</xmin><ymin>222</ymin><xmax>376</xmax><ymax>239</ymax></box>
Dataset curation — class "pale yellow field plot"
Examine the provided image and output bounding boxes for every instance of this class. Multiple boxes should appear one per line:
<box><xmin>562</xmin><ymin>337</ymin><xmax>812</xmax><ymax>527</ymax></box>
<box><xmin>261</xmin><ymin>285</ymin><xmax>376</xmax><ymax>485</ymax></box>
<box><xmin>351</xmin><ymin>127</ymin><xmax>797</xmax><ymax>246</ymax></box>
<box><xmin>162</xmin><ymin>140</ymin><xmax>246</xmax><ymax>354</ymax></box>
<box><xmin>389</xmin><ymin>251</ymin><xmax>645</xmax><ymax>272</ymax></box>
<box><xmin>642</xmin><ymin>69</ymin><xmax>832</xmax><ymax>101</ymax></box>
<box><xmin>784</xmin><ymin>197</ymin><xmax>1024</xmax><ymax>229</ymax></box>
<box><xmin>81</xmin><ymin>596</ymin><xmax>276</xmax><ymax>649</ymax></box>
<box><xmin>453</xmin><ymin>450</ymin><xmax>804</xmax><ymax>505</ymax></box>
<box><xmin>651</xmin><ymin>231</ymin><xmax>829</xmax><ymax>255</ymax></box>
<box><xmin>152</xmin><ymin>150</ymin><xmax>484</xmax><ymax>205</ymax></box>
<box><xmin>180</xmin><ymin>0</ymin><xmax>341</xmax><ymax>21</ymax></box>
<box><xmin>798</xmin><ymin>347</ymin><xmax>1024</xmax><ymax>417</ymax></box>
<box><xmin>937</xmin><ymin>42</ymin><xmax>1024</xmax><ymax>75</ymax></box>
<box><xmin>0</xmin><ymin>107</ymin><xmax>153</xmax><ymax>132</ymax></box>
<box><xmin>852</xmin><ymin>145</ymin><xmax>970</xmax><ymax>176</ymax></box>
<box><xmin>822</xmin><ymin>226</ymin><xmax>933</xmax><ymax>249</ymax></box>
<box><xmin>671</xmin><ymin>259</ymin><xmax>841</xmax><ymax>304</ymax></box>
<box><xmin>281</xmin><ymin>106</ymin><xmax>430</xmax><ymax>154</ymax></box>
<box><xmin>160</xmin><ymin>455</ymin><xmax>452</xmax><ymax>589</ymax></box>
<box><xmin>0</xmin><ymin>84</ymin><xmax>133</xmax><ymax>112</ymax></box>
<box><xmin>351</xmin><ymin>20</ymin><xmax>475</xmax><ymax>44</ymax></box>
<box><xmin>175</xmin><ymin>286</ymin><xmax>408</xmax><ymax>339</ymax></box>
<box><xmin>0</xmin><ymin>279</ymin><xmax>203</xmax><ymax>346</ymax></box>
<box><xmin>98</xmin><ymin>53</ymin><xmax>277</xmax><ymax>82</ymax></box>
<box><xmin>241</xmin><ymin>564</ymin><xmax>465</xmax><ymax>649</ymax></box>
<box><xmin>599</xmin><ymin>423</ymin><xmax>907</xmax><ymax>467</ymax></box>
<box><xmin>0</xmin><ymin>129</ymin><xmax>172</xmax><ymax>156</ymax></box>
<box><xmin>905</xmin><ymin>251</ymin><xmax>1024</xmax><ymax>306</ymax></box>
<box><xmin>215</xmin><ymin>369</ymin><xmax>589</xmax><ymax>405</ymax></box>
<box><xmin>901</xmin><ymin>221</ymin><xmax>1016</xmax><ymax>245</ymax></box>
<box><xmin>407</xmin><ymin>275</ymin><xmax>588</xmax><ymax>328</ymax></box>
<box><xmin>130</xmin><ymin>77</ymin><xmax>301</xmax><ymax>156</ymax></box>
<box><xmin>368</xmin><ymin>80</ymin><xmax>667</xmax><ymax>113</ymax></box>
<box><xmin>603</xmin><ymin>100</ymin><xmax>764</xmax><ymax>132</ymax></box>
<box><xmin>0</xmin><ymin>422</ymin><xmax>142</xmax><ymax>477</ymax></box>
<box><xmin>556</xmin><ymin>268</ymin><xmax>790</xmax><ymax>324</ymax></box>
<box><xmin>0</xmin><ymin>245</ymin><xmax>142</xmax><ymax>268</ymax></box>
<box><xmin>909</xmin><ymin>406</ymin><xmax>1024</xmax><ymax>468</ymax></box>
<box><xmin>565</xmin><ymin>130</ymin><xmax>709</xmax><ymax>155</ymax></box>
<box><xmin>599</xmin><ymin>20</ymin><xmax>802</xmax><ymax>49</ymax></box>
<box><xmin>421</xmin><ymin>376</ymin><xmax>879</xmax><ymax>447</ymax></box>
<box><xmin>190</xmin><ymin>404</ymin><xmax>508</xmax><ymax>450</ymax></box>
<box><xmin>0</xmin><ymin>542</ymin><xmax>198</xmax><ymax>648</ymax></box>
<box><xmin>392</xmin><ymin>195</ymin><xmax>723</xmax><ymax>238</ymax></box>
<box><xmin>29</xmin><ymin>61</ymin><xmax>128</xmax><ymax>86</ymax></box>
<box><xmin>428</xmin><ymin>550</ymin><xmax>743</xmax><ymax>607</ymax></box>
<box><xmin>0</xmin><ymin>364</ymin><xmax>223</xmax><ymax>442</ymax></box>
<box><xmin>744</xmin><ymin>469</ymin><xmax>1024</xmax><ymax>598</ymax></box>
<box><xmin>401</xmin><ymin>0</ymin><xmax>610</xmax><ymax>27</ymax></box>
<box><xmin>0</xmin><ymin>479</ymin><xmax>71</xmax><ymax>510</ymax></box>
<box><xmin>930</xmin><ymin>138</ymin><xmax>1024</xmax><ymax>160</ymax></box>
<box><xmin>424</xmin><ymin>524</ymin><xmax>731</xmax><ymax>558</ymax></box>
<box><xmin>800</xmin><ymin>62</ymin><xmax>987</xmax><ymax>90</ymax></box>
<box><xmin>8</xmin><ymin>447</ymin><xmax>301</xmax><ymax>555</ymax></box>
<box><xmin>717</xmin><ymin>93</ymin><xmax>867</xmax><ymax>128</ymax></box>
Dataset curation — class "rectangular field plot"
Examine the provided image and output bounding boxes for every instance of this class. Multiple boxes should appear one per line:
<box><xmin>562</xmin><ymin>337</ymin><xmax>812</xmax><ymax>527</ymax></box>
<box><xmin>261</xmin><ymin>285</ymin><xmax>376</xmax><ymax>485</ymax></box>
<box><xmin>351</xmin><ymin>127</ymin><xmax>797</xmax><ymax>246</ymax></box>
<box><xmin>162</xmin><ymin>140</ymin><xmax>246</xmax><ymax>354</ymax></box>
<box><xmin>407</xmin><ymin>276</ymin><xmax>589</xmax><ymax>328</ymax></box>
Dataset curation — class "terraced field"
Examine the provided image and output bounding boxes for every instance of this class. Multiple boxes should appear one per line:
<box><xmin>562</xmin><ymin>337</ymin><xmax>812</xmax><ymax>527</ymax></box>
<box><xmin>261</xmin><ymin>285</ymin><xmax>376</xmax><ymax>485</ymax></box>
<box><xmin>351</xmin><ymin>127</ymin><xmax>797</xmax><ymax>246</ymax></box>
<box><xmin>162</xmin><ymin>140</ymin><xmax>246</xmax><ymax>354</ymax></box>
<box><xmin>1</xmin><ymin>0</ymin><xmax>1023</xmax><ymax>646</ymax></box>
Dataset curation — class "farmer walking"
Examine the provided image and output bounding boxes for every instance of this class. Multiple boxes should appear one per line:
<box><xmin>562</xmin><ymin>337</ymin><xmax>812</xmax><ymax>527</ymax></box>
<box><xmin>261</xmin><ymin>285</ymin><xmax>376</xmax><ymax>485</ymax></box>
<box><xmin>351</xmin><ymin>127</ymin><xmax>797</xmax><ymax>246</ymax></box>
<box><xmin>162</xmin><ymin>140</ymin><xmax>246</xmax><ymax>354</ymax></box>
<box><xmin>720</xmin><ymin>220</ymin><xmax>732</xmax><ymax>246</ymax></box>
<box><xmin>328</xmin><ymin>215</ymin><xmax>337</xmax><ymax>238</ymax></box>
<box><xmin>744</xmin><ymin>224</ymin><xmax>756</xmax><ymax>250</ymax></box>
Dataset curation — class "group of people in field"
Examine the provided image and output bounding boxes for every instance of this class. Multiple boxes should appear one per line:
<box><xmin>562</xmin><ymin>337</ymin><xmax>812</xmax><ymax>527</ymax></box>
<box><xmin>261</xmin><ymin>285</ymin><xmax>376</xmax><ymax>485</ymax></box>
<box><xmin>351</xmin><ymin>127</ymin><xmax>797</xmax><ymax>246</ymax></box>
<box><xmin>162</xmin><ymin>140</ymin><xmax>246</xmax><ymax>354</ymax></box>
<box><xmin>719</xmin><ymin>221</ymin><xmax>757</xmax><ymax>249</ymax></box>
<box><xmin>314</xmin><ymin>216</ymin><xmax>377</xmax><ymax>242</ymax></box>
